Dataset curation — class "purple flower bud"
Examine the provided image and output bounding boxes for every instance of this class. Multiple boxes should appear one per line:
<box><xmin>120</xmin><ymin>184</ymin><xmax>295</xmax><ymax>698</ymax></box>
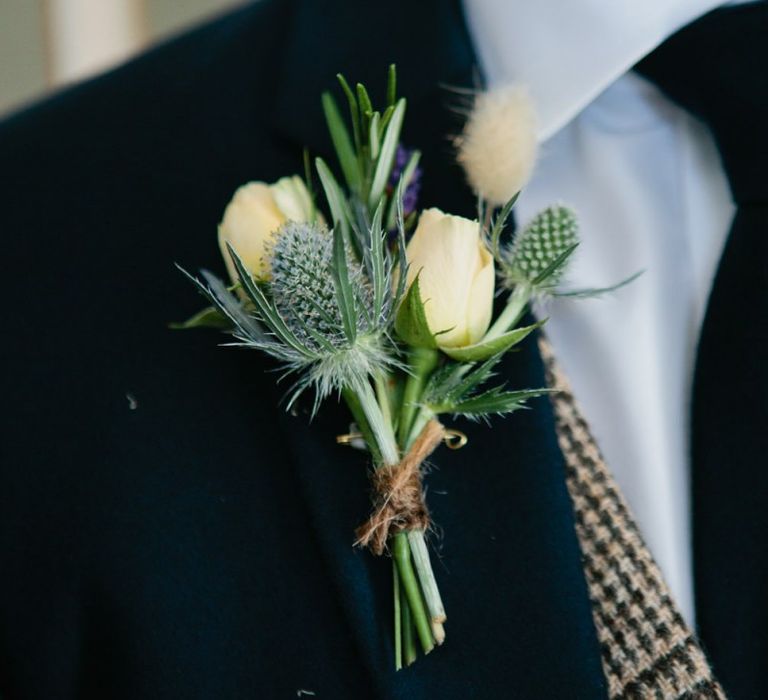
<box><xmin>388</xmin><ymin>144</ymin><xmax>422</xmax><ymax>218</ymax></box>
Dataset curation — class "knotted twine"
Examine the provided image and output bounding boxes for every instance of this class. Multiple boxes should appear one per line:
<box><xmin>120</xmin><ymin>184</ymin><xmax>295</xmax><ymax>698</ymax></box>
<box><xmin>355</xmin><ymin>419</ymin><xmax>445</xmax><ymax>555</ymax></box>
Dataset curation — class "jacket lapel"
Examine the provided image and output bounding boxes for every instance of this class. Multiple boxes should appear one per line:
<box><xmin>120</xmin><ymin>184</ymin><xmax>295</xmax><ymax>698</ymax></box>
<box><xmin>268</xmin><ymin>1</ymin><xmax>606</xmax><ymax>696</ymax></box>
<box><xmin>635</xmin><ymin>8</ymin><xmax>768</xmax><ymax>695</ymax></box>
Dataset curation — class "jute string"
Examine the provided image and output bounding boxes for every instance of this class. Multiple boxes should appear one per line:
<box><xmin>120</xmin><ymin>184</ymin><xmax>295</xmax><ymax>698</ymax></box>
<box><xmin>355</xmin><ymin>419</ymin><xmax>445</xmax><ymax>555</ymax></box>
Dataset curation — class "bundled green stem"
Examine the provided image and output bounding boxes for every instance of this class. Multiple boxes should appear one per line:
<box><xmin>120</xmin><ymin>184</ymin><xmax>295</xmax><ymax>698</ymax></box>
<box><xmin>345</xmin><ymin>375</ymin><xmax>444</xmax><ymax>665</ymax></box>
<box><xmin>397</xmin><ymin>347</ymin><xmax>439</xmax><ymax>447</ymax></box>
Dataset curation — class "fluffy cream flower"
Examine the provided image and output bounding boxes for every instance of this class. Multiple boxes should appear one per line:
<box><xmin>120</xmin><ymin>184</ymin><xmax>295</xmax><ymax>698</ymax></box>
<box><xmin>404</xmin><ymin>208</ymin><xmax>495</xmax><ymax>349</ymax></box>
<box><xmin>218</xmin><ymin>176</ymin><xmax>314</xmax><ymax>282</ymax></box>
<box><xmin>456</xmin><ymin>85</ymin><xmax>538</xmax><ymax>206</ymax></box>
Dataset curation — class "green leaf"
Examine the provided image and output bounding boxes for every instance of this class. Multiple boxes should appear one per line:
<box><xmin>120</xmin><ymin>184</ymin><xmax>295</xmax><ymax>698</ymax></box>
<box><xmin>226</xmin><ymin>245</ymin><xmax>314</xmax><ymax>357</ymax></box>
<box><xmin>336</xmin><ymin>73</ymin><xmax>361</xmax><ymax>151</ymax></box>
<box><xmin>369</xmin><ymin>98</ymin><xmax>406</xmax><ymax>209</ymax></box>
<box><xmin>321</xmin><ymin>91</ymin><xmax>361</xmax><ymax>192</ymax></box>
<box><xmin>368</xmin><ymin>199</ymin><xmax>388</xmax><ymax>322</ymax></box>
<box><xmin>356</xmin><ymin>82</ymin><xmax>373</xmax><ymax>124</ymax></box>
<box><xmin>169</xmin><ymin>305</ymin><xmax>231</xmax><ymax>330</ymax></box>
<box><xmin>394</xmin><ymin>275</ymin><xmax>437</xmax><ymax>349</ymax></box>
<box><xmin>392</xmin><ymin>178</ymin><xmax>410</xmax><ymax>307</ymax></box>
<box><xmin>316</xmin><ymin>157</ymin><xmax>351</xmax><ymax>240</ymax></box>
<box><xmin>386</xmin><ymin>64</ymin><xmax>397</xmax><ymax>106</ymax></box>
<box><xmin>489</xmin><ymin>192</ymin><xmax>519</xmax><ymax>261</ymax></box>
<box><xmin>450</xmin><ymin>387</ymin><xmax>552</xmax><ymax>417</ymax></box>
<box><xmin>331</xmin><ymin>224</ymin><xmax>357</xmax><ymax>343</ymax></box>
<box><xmin>551</xmin><ymin>270</ymin><xmax>644</xmax><ymax>298</ymax></box>
<box><xmin>379</xmin><ymin>104</ymin><xmax>395</xmax><ymax>135</ymax></box>
<box><xmin>356</xmin><ymin>83</ymin><xmax>373</xmax><ymax>138</ymax></box>
<box><xmin>441</xmin><ymin>319</ymin><xmax>545</xmax><ymax>362</ymax></box>
<box><xmin>369</xmin><ymin>111</ymin><xmax>381</xmax><ymax>160</ymax></box>
<box><xmin>176</xmin><ymin>264</ymin><xmax>264</xmax><ymax>342</ymax></box>
<box><xmin>441</xmin><ymin>355</ymin><xmax>501</xmax><ymax>404</ymax></box>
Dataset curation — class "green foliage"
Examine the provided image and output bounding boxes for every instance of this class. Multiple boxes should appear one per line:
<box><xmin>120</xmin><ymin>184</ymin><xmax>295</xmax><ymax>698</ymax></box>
<box><xmin>368</xmin><ymin>98</ymin><xmax>406</xmax><ymax>208</ymax></box>
<box><xmin>386</xmin><ymin>63</ymin><xmax>397</xmax><ymax>106</ymax></box>
<box><xmin>332</xmin><ymin>223</ymin><xmax>359</xmax><ymax>343</ymax></box>
<box><xmin>169</xmin><ymin>305</ymin><xmax>230</xmax><ymax>330</ymax></box>
<box><xmin>322</xmin><ymin>66</ymin><xmax>406</xmax><ymax>220</ymax></box>
<box><xmin>423</xmin><ymin>352</ymin><xmax>550</xmax><ymax>420</ymax></box>
<box><xmin>552</xmin><ymin>269</ymin><xmax>645</xmax><ymax>299</ymax></box>
<box><xmin>394</xmin><ymin>275</ymin><xmax>438</xmax><ymax>350</ymax></box>
<box><xmin>487</xmin><ymin>192</ymin><xmax>519</xmax><ymax>261</ymax></box>
<box><xmin>448</xmin><ymin>386</ymin><xmax>551</xmax><ymax>417</ymax></box>
<box><xmin>441</xmin><ymin>319</ymin><xmax>545</xmax><ymax>362</ymax></box>
<box><xmin>368</xmin><ymin>200</ymin><xmax>388</xmax><ymax>322</ymax></box>
<box><xmin>321</xmin><ymin>91</ymin><xmax>361</xmax><ymax>192</ymax></box>
<box><xmin>177</xmin><ymin>264</ymin><xmax>267</xmax><ymax>343</ymax></box>
<box><xmin>316</xmin><ymin>157</ymin><xmax>353</xmax><ymax>242</ymax></box>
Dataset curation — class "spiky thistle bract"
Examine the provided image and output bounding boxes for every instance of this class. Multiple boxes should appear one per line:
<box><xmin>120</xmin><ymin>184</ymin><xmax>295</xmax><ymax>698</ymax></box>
<box><xmin>183</xmin><ymin>205</ymin><xmax>404</xmax><ymax>412</ymax></box>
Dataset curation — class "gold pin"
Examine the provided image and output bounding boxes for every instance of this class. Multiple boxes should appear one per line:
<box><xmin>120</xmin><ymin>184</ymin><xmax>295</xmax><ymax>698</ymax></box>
<box><xmin>443</xmin><ymin>429</ymin><xmax>468</xmax><ymax>450</ymax></box>
<box><xmin>336</xmin><ymin>431</ymin><xmax>363</xmax><ymax>445</ymax></box>
<box><xmin>336</xmin><ymin>428</ymin><xmax>468</xmax><ymax>450</ymax></box>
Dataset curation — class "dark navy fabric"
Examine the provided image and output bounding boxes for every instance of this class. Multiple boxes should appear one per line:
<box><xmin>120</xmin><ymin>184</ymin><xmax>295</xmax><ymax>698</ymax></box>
<box><xmin>3</xmin><ymin>0</ymin><xmax>765</xmax><ymax>697</ymax></box>
<box><xmin>638</xmin><ymin>5</ymin><xmax>768</xmax><ymax>699</ymax></box>
<box><xmin>0</xmin><ymin>1</ymin><xmax>606</xmax><ymax>697</ymax></box>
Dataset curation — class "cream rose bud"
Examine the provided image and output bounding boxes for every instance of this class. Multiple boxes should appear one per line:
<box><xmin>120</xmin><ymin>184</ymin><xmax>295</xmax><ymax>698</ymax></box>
<box><xmin>405</xmin><ymin>208</ymin><xmax>495</xmax><ymax>348</ymax></box>
<box><xmin>218</xmin><ymin>176</ymin><xmax>314</xmax><ymax>281</ymax></box>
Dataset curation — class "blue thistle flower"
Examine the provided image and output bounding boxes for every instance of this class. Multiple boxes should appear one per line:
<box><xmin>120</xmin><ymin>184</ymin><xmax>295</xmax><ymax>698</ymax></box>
<box><xmin>188</xmin><ymin>219</ymin><xmax>399</xmax><ymax>411</ymax></box>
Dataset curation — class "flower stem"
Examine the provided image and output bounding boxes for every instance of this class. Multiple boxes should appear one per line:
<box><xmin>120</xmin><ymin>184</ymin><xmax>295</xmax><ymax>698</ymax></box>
<box><xmin>356</xmin><ymin>379</ymin><xmax>399</xmax><ymax>466</ymax></box>
<box><xmin>350</xmin><ymin>376</ymin><xmax>443</xmax><ymax>664</ymax></box>
<box><xmin>404</xmin><ymin>406</ymin><xmax>434</xmax><ymax>453</ymax></box>
<box><xmin>397</xmin><ymin>347</ymin><xmax>439</xmax><ymax>448</ymax></box>
<box><xmin>356</xmin><ymin>378</ymin><xmax>438</xmax><ymax>656</ymax></box>
<box><xmin>393</xmin><ymin>560</ymin><xmax>402</xmax><ymax>670</ymax></box>
<box><xmin>401</xmin><ymin>408</ymin><xmax>449</xmax><ymax>634</ymax></box>
<box><xmin>393</xmin><ymin>532</ymin><xmax>434</xmax><ymax>654</ymax></box>
<box><xmin>408</xmin><ymin>529</ymin><xmax>446</xmax><ymax>632</ymax></box>
<box><xmin>483</xmin><ymin>282</ymin><xmax>531</xmax><ymax>341</ymax></box>
<box><xmin>401</xmin><ymin>585</ymin><xmax>417</xmax><ymax>666</ymax></box>
<box><xmin>374</xmin><ymin>372</ymin><xmax>395</xmax><ymax>436</ymax></box>
<box><xmin>341</xmin><ymin>387</ymin><xmax>382</xmax><ymax>464</ymax></box>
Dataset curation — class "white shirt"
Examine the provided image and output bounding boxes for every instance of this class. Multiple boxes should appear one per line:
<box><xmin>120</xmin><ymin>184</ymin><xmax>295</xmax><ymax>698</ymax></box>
<box><xmin>463</xmin><ymin>0</ymin><xmax>739</xmax><ymax>626</ymax></box>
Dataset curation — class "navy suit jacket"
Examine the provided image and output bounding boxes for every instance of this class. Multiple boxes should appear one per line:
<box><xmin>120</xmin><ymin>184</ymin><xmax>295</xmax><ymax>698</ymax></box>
<box><xmin>0</xmin><ymin>1</ymin><xmax>764</xmax><ymax>698</ymax></box>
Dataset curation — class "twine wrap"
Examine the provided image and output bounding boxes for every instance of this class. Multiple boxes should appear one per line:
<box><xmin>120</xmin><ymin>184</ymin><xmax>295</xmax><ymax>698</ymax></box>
<box><xmin>355</xmin><ymin>419</ymin><xmax>445</xmax><ymax>555</ymax></box>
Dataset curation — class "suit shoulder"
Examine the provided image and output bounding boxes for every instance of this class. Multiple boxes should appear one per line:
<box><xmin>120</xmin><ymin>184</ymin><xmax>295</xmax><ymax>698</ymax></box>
<box><xmin>0</xmin><ymin>0</ymin><xmax>291</xmax><ymax>164</ymax></box>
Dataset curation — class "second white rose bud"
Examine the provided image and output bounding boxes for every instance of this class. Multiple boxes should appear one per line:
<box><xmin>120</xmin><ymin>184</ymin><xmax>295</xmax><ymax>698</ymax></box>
<box><xmin>404</xmin><ymin>208</ymin><xmax>495</xmax><ymax>349</ymax></box>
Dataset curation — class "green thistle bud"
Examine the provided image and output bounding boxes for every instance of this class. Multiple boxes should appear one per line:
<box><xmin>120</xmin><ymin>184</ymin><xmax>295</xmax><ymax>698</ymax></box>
<box><xmin>501</xmin><ymin>205</ymin><xmax>578</xmax><ymax>288</ymax></box>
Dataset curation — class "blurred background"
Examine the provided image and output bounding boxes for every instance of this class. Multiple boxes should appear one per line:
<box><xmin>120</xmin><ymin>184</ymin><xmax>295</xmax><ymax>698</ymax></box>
<box><xmin>0</xmin><ymin>0</ymin><xmax>244</xmax><ymax>117</ymax></box>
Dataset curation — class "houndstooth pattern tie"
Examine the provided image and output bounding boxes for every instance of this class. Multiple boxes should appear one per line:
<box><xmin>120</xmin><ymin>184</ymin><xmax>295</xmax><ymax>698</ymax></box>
<box><xmin>539</xmin><ymin>337</ymin><xmax>726</xmax><ymax>699</ymax></box>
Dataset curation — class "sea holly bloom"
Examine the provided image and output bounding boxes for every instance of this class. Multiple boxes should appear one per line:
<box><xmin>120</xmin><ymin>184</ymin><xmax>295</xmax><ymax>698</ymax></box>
<box><xmin>217</xmin><ymin>176</ymin><xmax>315</xmax><ymax>282</ymax></box>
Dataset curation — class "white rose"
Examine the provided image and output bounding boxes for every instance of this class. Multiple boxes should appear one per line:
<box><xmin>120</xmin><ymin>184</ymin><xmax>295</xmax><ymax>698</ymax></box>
<box><xmin>218</xmin><ymin>176</ymin><xmax>314</xmax><ymax>282</ymax></box>
<box><xmin>404</xmin><ymin>208</ymin><xmax>495</xmax><ymax>349</ymax></box>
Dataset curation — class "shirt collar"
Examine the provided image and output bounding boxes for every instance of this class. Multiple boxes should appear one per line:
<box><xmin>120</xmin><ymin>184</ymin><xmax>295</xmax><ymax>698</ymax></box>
<box><xmin>461</xmin><ymin>0</ymin><xmax>725</xmax><ymax>141</ymax></box>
